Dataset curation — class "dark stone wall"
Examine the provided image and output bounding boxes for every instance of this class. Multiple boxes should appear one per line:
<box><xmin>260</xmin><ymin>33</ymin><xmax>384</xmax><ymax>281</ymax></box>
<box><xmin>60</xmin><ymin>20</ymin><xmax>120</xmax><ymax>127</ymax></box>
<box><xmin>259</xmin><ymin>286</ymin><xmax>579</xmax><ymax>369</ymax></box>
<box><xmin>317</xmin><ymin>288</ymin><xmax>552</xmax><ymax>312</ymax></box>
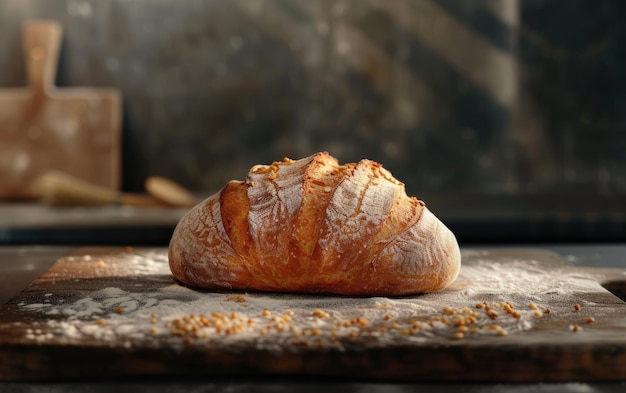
<box><xmin>1</xmin><ymin>0</ymin><xmax>624</xmax><ymax>203</ymax></box>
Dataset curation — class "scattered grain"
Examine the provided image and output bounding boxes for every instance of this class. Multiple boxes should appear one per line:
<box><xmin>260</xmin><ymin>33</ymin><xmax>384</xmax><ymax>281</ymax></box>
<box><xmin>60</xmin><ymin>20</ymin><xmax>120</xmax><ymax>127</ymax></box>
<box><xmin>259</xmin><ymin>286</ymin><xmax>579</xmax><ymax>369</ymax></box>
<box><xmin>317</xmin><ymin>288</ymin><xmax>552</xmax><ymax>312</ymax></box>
<box><xmin>353</xmin><ymin>317</ymin><xmax>368</xmax><ymax>327</ymax></box>
<box><xmin>486</xmin><ymin>309</ymin><xmax>499</xmax><ymax>320</ymax></box>
<box><xmin>570</xmin><ymin>324</ymin><xmax>581</xmax><ymax>332</ymax></box>
<box><xmin>311</xmin><ymin>309</ymin><xmax>330</xmax><ymax>318</ymax></box>
<box><xmin>443</xmin><ymin>306</ymin><xmax>455</xmax><ymax>315</ymax></box>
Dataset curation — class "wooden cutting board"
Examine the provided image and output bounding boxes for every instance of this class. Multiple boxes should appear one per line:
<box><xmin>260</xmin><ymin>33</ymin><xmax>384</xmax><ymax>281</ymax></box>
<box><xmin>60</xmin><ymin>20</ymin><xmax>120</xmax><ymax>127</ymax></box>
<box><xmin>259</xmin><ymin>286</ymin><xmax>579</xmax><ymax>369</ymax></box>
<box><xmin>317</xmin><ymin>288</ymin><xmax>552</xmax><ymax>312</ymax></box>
<box><xmin>0</xmin><ymin>20</ymin><xmax>121</xmax><ymax>199</ymax></box>
<box><xmin>0</xmin><ymin>247</ymin><xmax>625</xmax><ymax>382</ymax></box>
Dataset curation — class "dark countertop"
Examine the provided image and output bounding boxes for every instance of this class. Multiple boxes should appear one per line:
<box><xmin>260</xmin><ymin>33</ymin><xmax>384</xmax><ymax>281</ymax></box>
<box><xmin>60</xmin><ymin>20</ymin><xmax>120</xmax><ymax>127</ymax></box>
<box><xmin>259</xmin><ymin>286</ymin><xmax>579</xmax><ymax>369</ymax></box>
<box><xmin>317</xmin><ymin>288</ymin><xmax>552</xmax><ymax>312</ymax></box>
<box><xmin>0</xmin><ymin>203</ymin><xmax>188</xmax><ymax>246</ymax></box>
<box><xmin>3</xmin><ymin>197</ymin><xmax>626</xmax><ymax>246</ymax></box>
<box><xmin>1</xmin><ymin>244</ymin><xmax>625</xmax><ymax>392</ymax></box>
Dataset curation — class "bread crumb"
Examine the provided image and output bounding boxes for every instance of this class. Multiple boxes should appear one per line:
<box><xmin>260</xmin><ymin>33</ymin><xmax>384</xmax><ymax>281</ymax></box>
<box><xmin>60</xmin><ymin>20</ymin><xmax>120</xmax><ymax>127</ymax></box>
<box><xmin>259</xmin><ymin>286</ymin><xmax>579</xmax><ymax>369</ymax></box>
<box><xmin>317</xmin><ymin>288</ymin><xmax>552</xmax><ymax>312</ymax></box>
<box><xmin>570</xmin><ymin>324</ymin><xmax>581</xmax><ymax>332</ymax></box>
<box><xmin>226</xmin><ymin>295</ymin><xmax>247</xmax><ymax>303</ymax></box>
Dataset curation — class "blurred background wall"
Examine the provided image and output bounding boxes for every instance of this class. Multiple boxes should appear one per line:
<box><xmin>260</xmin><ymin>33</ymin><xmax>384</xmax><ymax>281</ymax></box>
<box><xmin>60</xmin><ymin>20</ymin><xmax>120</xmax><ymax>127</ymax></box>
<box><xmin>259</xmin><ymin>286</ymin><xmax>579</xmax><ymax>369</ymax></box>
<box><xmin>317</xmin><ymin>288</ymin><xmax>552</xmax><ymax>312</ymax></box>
<box><xmin>1</xmin><ymin>0</ymin><xmax>625</xmax><ymax>239</ymax></box>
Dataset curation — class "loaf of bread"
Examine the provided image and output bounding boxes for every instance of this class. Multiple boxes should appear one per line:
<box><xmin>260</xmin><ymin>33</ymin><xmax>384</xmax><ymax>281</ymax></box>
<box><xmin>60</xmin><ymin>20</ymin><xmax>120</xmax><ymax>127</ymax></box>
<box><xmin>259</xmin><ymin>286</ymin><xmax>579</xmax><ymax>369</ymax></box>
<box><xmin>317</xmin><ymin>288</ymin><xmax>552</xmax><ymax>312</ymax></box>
<box><xmin>168</xmin><ymin>152</ymin><xmax>460</xmax><ymax>295</ymax></box>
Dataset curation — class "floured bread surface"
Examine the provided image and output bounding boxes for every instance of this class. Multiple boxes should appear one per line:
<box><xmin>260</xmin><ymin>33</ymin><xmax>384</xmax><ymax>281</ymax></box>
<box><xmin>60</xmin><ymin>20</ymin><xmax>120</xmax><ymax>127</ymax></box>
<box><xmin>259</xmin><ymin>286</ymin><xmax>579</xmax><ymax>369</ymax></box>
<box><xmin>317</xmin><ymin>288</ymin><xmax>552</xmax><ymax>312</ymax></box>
<box><xmin>168</xmin><ymin>152</ymin><xmax>461</xmax><ymax>295</ymax></box>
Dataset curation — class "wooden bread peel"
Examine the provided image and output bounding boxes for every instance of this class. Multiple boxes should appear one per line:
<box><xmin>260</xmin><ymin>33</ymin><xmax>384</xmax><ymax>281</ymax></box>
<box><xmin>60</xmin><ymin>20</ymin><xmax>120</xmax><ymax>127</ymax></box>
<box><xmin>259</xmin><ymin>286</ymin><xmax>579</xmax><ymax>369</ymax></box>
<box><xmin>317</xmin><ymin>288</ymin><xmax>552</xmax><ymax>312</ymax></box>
<box><xmin>0</xmin><ymin>20</ymin><xmax>121</xmax><ymax>199</ymax></box>
<box><xmin>29</xmin><ymin>171</ymin><xmax>162</xmax><ymax>207</ymax></box>
<box><xmin>29</xmin><ymin>170</ymin><xmax>199</xmax><ymax>208</ymax></box>
<box><xmin>144</xmin><ymin>176</ymin><xmax>200</xmax><ymax>208</ymax></box>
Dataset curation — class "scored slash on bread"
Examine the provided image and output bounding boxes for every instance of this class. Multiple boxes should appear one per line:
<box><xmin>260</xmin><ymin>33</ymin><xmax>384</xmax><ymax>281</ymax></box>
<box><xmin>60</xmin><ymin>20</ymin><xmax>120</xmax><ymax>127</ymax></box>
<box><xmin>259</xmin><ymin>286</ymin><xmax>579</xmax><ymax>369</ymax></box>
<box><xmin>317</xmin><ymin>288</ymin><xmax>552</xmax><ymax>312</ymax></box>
<box><xmin>168</xmin><ymin>152</ymin><xmax>461</xmax><ymax>296</ymax></box>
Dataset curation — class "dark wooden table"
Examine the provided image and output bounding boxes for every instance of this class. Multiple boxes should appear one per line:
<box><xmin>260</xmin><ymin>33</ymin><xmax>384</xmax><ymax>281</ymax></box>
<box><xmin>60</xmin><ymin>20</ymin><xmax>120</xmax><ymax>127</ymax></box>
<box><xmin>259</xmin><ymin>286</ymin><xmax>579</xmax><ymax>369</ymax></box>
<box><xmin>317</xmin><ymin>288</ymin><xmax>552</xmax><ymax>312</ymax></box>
<box><xmin>1</xmin><ymin>244</ymin><xmax>625</xmax><ymax>392</ymax></box>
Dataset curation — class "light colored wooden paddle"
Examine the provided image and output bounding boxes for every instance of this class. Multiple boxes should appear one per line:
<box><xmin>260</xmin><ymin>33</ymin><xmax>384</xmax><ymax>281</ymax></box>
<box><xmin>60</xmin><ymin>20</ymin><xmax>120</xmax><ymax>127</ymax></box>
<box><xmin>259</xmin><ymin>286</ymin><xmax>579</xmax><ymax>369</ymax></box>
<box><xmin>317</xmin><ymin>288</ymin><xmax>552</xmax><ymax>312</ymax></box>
<box><xmin>29</xmin><ymin>171</ymin><xmax>163</xmax><ymax>207</ymax></box>
<box><xmin>29</xmin><ymin>171</ymin><xmax>199</xmax><ymax>208</ymax></box>
<box><xmin>144</xmin><ymin>176</ymin><xmax>200</xmax><ymax>208</ymax></box>
<box><xmin>0</xmin><ymin>20</ymin><xmax>121</xmax><ymax>199</ymax></box>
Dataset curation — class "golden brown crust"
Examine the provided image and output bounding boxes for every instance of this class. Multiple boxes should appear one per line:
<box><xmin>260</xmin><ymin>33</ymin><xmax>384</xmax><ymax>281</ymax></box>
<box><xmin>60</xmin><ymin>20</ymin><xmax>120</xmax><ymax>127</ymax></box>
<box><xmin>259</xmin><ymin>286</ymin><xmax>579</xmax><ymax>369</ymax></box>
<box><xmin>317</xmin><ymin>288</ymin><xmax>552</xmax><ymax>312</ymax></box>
<box><xmin>220</xmin><ymin>181</ymin><xmax>251</xmax><ymax>259</ymax></box>
<box><xmin>168</xmin><ymin>152</ymin><xmax>461</xmax><ymax>295</ymax></box>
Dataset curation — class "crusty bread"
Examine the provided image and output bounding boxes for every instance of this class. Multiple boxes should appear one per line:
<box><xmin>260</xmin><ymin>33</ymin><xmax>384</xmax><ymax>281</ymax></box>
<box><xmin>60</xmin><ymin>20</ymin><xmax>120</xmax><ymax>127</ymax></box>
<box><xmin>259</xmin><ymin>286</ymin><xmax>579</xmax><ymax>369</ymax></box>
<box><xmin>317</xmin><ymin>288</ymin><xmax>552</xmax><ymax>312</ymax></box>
<box><xmin>168</xmin><ymin>152</ymin><xmax>460</xmax><ymax>295</ymax></box>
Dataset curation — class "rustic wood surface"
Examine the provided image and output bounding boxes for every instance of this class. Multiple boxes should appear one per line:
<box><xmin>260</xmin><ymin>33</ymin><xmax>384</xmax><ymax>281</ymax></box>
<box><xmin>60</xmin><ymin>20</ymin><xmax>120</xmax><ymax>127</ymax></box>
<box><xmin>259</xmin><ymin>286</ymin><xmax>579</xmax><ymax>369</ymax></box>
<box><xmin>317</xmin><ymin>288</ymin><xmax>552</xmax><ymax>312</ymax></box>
<box><xmin>0</xmin><ymin>247</ymin><xmax>625</xmax><ymax>382</ymax></box>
